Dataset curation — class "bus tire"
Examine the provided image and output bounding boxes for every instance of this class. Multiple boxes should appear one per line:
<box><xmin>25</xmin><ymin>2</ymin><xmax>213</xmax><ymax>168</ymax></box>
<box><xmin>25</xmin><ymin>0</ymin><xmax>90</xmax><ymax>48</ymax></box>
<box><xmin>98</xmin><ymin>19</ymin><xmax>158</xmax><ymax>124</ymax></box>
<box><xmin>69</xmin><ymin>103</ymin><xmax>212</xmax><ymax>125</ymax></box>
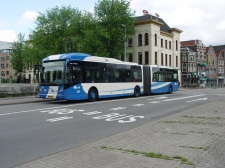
<box><xmin>88</xmin><ymin>88</ymin><xmax>98</xmax><ymax>102</ymax></box>
<box><xmin>168</xmin><ymin>85</ymin><xmax>173</xmax><ymax>94</ymax></box>
<box><xmin>134</xmin><ymin>86</ymin><xmax>140</xmax><ymax>97</ymax></box>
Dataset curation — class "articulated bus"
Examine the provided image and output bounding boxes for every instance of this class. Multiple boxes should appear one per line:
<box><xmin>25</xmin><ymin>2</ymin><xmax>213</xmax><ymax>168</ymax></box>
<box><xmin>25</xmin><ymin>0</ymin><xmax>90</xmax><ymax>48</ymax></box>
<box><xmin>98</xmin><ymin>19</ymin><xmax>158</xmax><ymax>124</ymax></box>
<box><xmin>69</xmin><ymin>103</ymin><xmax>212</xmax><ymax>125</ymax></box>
<box><xmin>34</xmin><ymin>52</ymin><xmax>179</xmax><ymax>101</ymax></box>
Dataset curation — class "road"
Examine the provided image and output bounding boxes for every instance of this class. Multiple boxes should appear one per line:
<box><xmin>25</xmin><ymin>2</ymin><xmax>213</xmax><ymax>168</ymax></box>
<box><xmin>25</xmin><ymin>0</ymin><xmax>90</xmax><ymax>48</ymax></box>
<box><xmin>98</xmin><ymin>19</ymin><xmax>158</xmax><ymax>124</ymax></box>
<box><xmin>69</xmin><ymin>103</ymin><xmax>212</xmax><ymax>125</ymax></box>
<box><xmin>1</xmin><ymin>88</ymin><xmax>225</xmax><ymax>168</ymax></box>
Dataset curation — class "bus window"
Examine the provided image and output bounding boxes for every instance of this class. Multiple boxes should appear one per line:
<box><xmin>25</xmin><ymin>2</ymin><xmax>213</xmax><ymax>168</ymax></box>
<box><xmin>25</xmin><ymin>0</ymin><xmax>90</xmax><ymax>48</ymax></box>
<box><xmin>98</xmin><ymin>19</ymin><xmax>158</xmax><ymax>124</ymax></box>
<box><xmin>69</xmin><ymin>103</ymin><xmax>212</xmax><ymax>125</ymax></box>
<box><xmin>101</xmin><ymin>68</ymin><xmax>109</xmax><ymax>83</ymax></box>
<box><xmin>152</xmin><ymin>67</ymin><xmax>165</xmax><ymax>82</ymax></box>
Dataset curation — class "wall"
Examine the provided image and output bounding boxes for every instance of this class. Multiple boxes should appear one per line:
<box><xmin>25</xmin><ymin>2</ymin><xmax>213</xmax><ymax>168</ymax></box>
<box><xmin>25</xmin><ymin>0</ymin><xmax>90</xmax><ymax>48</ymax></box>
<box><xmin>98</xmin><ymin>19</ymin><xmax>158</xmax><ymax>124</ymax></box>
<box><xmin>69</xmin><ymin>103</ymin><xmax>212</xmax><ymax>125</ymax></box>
<box><xmin>0</xmin><ymin>84</ymin><xmax>38</xmax><ymax>94</ymax></box>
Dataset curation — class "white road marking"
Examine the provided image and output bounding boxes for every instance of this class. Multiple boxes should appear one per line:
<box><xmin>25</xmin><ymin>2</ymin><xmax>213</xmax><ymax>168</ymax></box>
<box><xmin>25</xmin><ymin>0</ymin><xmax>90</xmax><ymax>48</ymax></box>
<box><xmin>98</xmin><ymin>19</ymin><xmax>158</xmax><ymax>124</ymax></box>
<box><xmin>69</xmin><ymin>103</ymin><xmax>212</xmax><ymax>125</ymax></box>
<box><xmin>40</xmin><ymin>109</ymin><xmax>84</xmax><ymax>114</ymax></box>
<box><xmin>148</xmin><ymin>96</ymin><xmax>167</xmax><ymax>100</ymax></box>
<box><xmin>132</xmin><ymin>104</ymin><xmax>145</xmax><ymax>106</ymax></box>
<box><xmin>216</xmin><ymin>94</ymin><xmax>225</xmax><ymax>96</ymax></box>
<box><xmin>91</xmin><ymin>113</ymin><xmax>145</xmax><ymax>123</ymax></box>
<box><xmin>0</xmin><ymin>96</ymin><xmax>149</xmax><ymax>116</ymax></box>
<box><xmin>83</xmin><ymin>111</ymin><xmax>102</xmax><ymax>115</ymax></box>
<box><xmin>187</xmin><ymin>98</ymin><xmax>208</xmax><ymax>102</ymax></box>
<box><xmin>110</xmin><ymin>107</ymin><xmax>126</xmax><ymax>110</ymax></box>
<box><xmin>149</xmin><ymin>101</ymin><xmax>161</xmax><ymax>103</ymax></box>
<box><xmin>46</xmin><ymin>116</ymin><xmax>73</xmax><ymax>122</ymax></box>
<box><xmin>163</xmin><ymin>94</ymin><xmax>206</xmax><ymax>102</ymax></box>
<box><xmin>0</xmin><ymin>94</ymin><xmax>207</xmax><ymax>117</ymax></box>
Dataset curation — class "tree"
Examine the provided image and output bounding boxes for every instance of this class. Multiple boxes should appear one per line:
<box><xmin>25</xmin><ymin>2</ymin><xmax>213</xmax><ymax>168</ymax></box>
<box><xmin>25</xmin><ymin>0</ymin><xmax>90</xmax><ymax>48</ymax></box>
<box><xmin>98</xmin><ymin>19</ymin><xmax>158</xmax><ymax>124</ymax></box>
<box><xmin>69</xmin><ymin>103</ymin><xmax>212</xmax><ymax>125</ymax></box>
<box><xmin>31</xmin><ymin>6</ymin><xmax>84</xmax><ymax>62</ymax></box>
<box><xmin>11</xmin><ymin>33</ymin><xmax>26</xmax><ymax>83</ymax></box>
<box><xmin>90</xmin><ymin>0</ymin><xmax>136</xmax><ymax>59</ymax></box>
<box><xmin>23</xmin><ymin>1</ymin><xmax>136</xmax><ymax>63</ymax></box>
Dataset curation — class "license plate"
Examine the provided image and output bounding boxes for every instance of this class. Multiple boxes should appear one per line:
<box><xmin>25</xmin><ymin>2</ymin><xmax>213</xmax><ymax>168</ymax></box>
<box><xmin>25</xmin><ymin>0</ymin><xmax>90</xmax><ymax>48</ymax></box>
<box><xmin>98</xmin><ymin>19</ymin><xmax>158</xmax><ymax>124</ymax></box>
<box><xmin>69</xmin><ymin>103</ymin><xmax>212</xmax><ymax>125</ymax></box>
<box><xmin>48</xmin><ymin>95</ymin><xmax>54</xmax><ymax>98</ymax></box>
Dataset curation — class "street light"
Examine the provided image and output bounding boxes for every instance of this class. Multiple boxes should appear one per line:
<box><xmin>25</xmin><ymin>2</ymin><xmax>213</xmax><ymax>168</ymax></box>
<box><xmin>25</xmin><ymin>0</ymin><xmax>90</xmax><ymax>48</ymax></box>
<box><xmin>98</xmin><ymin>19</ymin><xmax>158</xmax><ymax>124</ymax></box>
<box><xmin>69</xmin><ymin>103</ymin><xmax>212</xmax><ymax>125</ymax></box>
<box><xmin>121</xmin><ymin>24</ymin><xmax>126</xmax><ymax>62</ymax></box>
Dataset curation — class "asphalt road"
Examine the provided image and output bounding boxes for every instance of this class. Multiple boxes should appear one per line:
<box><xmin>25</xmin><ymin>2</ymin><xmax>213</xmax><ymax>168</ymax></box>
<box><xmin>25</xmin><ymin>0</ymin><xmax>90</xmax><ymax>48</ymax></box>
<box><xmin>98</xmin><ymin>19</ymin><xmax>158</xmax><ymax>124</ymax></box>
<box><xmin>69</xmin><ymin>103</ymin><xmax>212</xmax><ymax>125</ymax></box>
<box><xmin>1</xmin><ymin>88</ymin><xmax>225</xmax><ymax>168</ymax></box>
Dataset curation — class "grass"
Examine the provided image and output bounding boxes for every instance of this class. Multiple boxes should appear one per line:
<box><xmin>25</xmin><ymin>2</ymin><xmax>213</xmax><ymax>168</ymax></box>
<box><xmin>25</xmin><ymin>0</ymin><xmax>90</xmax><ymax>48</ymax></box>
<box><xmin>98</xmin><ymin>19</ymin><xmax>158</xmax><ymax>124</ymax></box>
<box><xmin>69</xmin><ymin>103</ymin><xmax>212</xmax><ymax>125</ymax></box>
<box><xmin>181</xmin><ymin>115</ymin><xmax>223</xmax><ymax>120</ymax></box>
<box><xmin>101</xmin><ymin>146</ymin><xmax>193</xmax><ymax>165</ymax></box>
<box><xmin>161</xmin><ymin>120</ymin><xmax>224</xmax><ymax>126</ymax></box>
<box><xmin>179</xmin><ymin>145</ymin><xmax>209</xmax><ymax>151</ymax></box>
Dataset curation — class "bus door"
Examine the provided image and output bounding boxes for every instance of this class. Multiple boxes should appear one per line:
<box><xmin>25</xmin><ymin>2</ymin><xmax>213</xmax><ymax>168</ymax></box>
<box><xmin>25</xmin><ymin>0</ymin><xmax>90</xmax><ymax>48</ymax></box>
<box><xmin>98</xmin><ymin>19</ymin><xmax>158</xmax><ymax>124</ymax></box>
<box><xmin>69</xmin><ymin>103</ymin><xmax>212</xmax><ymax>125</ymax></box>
<box><xmin>143</xmin><ymin>65</ymin><xmax>151</xmax><ymax>94</ymax></box>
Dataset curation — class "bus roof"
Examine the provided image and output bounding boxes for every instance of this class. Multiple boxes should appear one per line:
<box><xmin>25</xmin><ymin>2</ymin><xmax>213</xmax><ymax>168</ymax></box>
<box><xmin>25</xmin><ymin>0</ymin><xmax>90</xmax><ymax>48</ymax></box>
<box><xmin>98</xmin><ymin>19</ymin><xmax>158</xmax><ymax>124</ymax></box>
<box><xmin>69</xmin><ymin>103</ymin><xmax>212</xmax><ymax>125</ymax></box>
<box><xmin>42</xmin><ymin>52</ymin><xmax>138</xmax><ymax>65</ymax></box>
<box><xmin>42</xmin><ymin>52</ymin><xmax>91</xmax><ymax>62</ymax></box>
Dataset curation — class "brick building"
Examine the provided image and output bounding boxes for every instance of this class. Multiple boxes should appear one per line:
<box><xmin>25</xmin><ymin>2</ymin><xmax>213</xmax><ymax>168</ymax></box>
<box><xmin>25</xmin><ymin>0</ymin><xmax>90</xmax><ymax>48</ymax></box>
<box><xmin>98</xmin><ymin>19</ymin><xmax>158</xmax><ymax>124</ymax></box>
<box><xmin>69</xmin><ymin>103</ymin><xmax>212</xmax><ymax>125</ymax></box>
<box><xmin>181</xmin><ymin>40</ymin><xmax>207</xmax><ymax>87</ymax></box>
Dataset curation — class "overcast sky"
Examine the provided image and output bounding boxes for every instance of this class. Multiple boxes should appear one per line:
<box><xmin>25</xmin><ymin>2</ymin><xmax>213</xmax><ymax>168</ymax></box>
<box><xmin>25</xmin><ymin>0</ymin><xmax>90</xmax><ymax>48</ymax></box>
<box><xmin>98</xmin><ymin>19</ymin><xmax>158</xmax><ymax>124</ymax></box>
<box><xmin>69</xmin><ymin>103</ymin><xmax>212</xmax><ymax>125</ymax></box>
<box><xmin>0</xmin><ymin>0</ymin><xmax>225</xmax><ymax>46</ymax></box>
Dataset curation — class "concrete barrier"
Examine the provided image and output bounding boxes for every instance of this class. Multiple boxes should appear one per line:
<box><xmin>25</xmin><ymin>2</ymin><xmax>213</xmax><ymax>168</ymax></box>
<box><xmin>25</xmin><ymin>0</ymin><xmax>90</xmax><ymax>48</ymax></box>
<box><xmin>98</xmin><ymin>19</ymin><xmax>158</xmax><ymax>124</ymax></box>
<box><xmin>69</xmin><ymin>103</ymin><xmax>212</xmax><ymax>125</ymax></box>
<box><xmin>0</xmin><ymin>84</ymin><xmax>38</xmax><ymax>94</ymax></box>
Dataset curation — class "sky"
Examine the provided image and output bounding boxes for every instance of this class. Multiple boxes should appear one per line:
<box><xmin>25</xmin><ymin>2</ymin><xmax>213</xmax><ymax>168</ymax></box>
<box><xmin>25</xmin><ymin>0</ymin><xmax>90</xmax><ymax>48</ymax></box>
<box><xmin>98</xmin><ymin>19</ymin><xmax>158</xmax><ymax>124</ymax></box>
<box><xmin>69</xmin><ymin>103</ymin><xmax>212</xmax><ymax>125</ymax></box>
<box><xmin>0</xmin><ymin>0</ymin><xmax>225</xmax><ymax>46</ymax></box>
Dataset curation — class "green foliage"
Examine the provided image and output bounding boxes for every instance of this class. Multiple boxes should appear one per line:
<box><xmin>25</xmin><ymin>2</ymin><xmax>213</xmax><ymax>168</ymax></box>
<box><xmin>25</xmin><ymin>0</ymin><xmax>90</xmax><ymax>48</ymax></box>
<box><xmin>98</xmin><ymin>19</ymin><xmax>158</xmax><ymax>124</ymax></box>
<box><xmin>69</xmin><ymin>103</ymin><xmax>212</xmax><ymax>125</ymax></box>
<box><xmin>14</xmin><ymin>0</ymin><xmax>136</xmax><ymax>67</ymax></box>
<box><xmin>92</xmin><ymin>0</ymin><xmax>136</xmax><ymax>58</ymax></box>
<box><xmin>101</xmin><ymin>146</ymin><xmax>194</xmax><ymax>165</ymax></box>
<box><xmin>11</xmin><ymin>33</ymin><xmax>25</xmax><ymax>76</ymax></box>
<box><xmin>32</xmin><ymin>6</ymin><xmax>83</xmax><ymax>57</ymax></box>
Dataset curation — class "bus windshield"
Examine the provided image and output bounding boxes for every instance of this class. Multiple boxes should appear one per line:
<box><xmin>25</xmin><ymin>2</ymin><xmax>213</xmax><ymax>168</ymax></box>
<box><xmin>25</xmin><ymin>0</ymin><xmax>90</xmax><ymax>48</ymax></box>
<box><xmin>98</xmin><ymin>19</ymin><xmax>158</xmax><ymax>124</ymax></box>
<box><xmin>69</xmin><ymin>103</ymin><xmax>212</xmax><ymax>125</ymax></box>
<box><xmin>40</xmin><ymin>61</ymin><xmax>65</xmax><ymax>86</ymax></box>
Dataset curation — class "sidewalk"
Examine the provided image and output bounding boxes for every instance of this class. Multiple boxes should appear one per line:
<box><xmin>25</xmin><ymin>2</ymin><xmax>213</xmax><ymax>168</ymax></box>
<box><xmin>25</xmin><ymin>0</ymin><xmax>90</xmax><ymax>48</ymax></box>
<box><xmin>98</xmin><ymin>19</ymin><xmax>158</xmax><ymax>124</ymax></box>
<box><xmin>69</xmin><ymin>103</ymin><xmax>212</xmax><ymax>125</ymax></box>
<box><xmin>13</xmin><ymin>97</ymin><xmax>225</xmax><ymax>168</ymax></box>
<box><xmin>0</xmin><ymin>96</ymin><xmax>53</xmax><ymax>106</ymax></box>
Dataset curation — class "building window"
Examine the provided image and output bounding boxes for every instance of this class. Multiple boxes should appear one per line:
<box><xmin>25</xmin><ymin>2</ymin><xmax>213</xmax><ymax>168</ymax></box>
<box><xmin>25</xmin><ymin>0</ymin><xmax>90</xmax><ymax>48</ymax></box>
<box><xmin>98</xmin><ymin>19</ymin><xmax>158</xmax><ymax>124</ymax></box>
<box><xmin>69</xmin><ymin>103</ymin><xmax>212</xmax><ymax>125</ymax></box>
<box><xmin>176</xmin><ymin>56</ymin><xmax>178</xmax><ymax>67</ymax></box>
<box><xmin>182</xmin><ymin>55</ymin><xmax>187</xmax><ymax>62</ymax></box>
<box><xmin>165</xmin><ymin>54</ymin><xmax>168</xmax><ymax>66</ymax></box>
<box><xmin>169</xmin><ymin>55</ymin><xmax>171</xmax><ymax>66</ymax></box>
<box><xmin>161</xmin><ymin>39</ymin><xmax>163</xmax><ymax>48</ymax></box>
<box><xmin>145</xmin><ymin>51</ymin><xmax>149</xmax><ymax>64</ymax></box>
<box><xmin>1</xmin><ymin>71</ymin><xmax>5</xmax><ymax>76</ymax></box>
<box><xmin>138</xmin><ymin>34</ymin><xmax>142</xmax><ymax>46</ymax></box>
<box><xmin>154</xmin><ymin>34</ymin><xmax>157</xmax><ymax>46</ymax></box>
<box><xmin>1</xmin><ymin>57</ymin><xmax>5</xmax><ymax>62</ymax></box>
<box><xmin>161</xmin><ymin>53</ymin><xmax>164</xmax><ymax>65</ymax></box>
<box><xmin>1</xmin><ymin>64</ymin><xmax>5</xmax><ymax>69</ymax></box>
<box><xmin>128</xmin><ymin>53</ymin><xmax>133</xmax><ymax>62</ymax></box>
<box><xmin>176</xmin><ymin>40</ymin><xmax>178</xmax><ymax>51</ymax></box>
<box><xmin>128</xmin><ymin>38</ymin><xmax>133</xmax><ymax>47</ymax></box>
<box><xmin>145</xmin><ymin>33</ymin><xmax>149</xmax><ymax>45</ymax></box>
<box><xmin>165</xmin><ymin>40</ymin><xmax>167</xmax><ymax>48</ymax></box>
<box><xmin>182</xmin><ymin>63</ymin><xmax>187</xmax><ymax>72</ymax></box>
<box><xmin>155</xmin><ymin>52</ymin><xmax>157</xmax><ymax>64</ymax></box>
<box><xmin>169</xmin><ymin>41</ymin><xmax>171</xmax><ymax>49</ymax></box>
<box><xmin>6</xmin><ymin>71</ymin><xmax>9</xmax><ymax>75</ymax></box>
<box><xmin>138</xmin><ymin>52</ymin><xmax>142</xmax><ymax>64</ymax></box>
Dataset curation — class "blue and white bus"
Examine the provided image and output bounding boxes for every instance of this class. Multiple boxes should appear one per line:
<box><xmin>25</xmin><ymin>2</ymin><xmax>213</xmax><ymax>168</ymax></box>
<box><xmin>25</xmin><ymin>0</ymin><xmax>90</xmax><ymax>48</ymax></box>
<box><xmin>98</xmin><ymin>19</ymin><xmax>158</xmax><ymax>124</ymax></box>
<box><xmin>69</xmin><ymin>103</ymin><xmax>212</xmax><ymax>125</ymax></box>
<box><xmin>34</xmin><ymin>52</ymin><xmax>179</xmax><ymax>101</ymax></box>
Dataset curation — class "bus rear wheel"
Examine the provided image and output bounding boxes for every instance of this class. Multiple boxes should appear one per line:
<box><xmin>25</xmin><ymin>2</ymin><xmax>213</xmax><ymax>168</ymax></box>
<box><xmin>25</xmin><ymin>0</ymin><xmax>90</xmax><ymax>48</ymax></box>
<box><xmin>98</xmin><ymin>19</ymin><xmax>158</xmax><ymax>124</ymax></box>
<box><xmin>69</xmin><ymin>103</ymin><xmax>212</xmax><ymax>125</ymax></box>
<box><xmin>88</xmin><ymin>88</ymin><xmax>98</xmax><ymax>102</ymax></box>
<box><xmin>134</xmin><ymin>86</ymin><xmax>140</xmax><ymax>97</ymax></box>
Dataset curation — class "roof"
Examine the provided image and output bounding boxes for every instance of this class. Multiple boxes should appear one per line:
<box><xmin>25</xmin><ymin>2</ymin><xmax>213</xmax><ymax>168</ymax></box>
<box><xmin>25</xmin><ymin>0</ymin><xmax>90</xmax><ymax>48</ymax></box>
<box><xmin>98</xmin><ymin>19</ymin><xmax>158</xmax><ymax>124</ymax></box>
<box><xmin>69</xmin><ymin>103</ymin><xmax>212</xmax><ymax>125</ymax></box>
<box><xmin>0</xmin><ymin>41</ymin><xmax>13</xmax><ymax>50</ymax></box>
<box><xmin>212</xmin><ymin>45</ymin><xmax>225</xmax><ymax>53</ymax></box>
<box><xmin>181</xmin><ymin>40</ymin><xmax>205</xmax><ymax>47</ymax></box>
<box><xmin>135</xmin><ymin>14</ymin><xmax>181</xmax><ymax>34</ymax></box>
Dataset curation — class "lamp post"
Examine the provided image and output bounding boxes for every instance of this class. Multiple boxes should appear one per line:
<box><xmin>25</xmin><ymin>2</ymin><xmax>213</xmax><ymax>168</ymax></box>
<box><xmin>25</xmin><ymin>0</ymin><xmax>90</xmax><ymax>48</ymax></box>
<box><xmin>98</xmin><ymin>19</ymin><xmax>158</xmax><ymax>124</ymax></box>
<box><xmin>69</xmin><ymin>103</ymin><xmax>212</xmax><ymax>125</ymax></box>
<box><xmin>121</xmin><ymin>24</ymin><xmax>126</xmax><ymax>62</ymax></box>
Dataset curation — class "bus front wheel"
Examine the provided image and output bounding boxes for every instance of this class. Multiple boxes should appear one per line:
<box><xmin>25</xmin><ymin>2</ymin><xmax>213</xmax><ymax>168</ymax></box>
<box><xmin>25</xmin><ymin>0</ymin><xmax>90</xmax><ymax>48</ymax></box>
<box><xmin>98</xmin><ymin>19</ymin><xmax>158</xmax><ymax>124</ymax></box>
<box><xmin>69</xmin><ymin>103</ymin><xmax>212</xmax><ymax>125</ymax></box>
<box><xmin>134</xmin><ymin>86</ymin><xmax>140</xmax><ymax>97</ymax></box>
<box><xmin>88</xmin><ymin>88</ymin><xmax>98</xmax><ymax>102</ymax></box>
<box><xmin>168</xmin><ymin>86</ymin><xmax>173</xmax><ymax>94</ymax></box>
